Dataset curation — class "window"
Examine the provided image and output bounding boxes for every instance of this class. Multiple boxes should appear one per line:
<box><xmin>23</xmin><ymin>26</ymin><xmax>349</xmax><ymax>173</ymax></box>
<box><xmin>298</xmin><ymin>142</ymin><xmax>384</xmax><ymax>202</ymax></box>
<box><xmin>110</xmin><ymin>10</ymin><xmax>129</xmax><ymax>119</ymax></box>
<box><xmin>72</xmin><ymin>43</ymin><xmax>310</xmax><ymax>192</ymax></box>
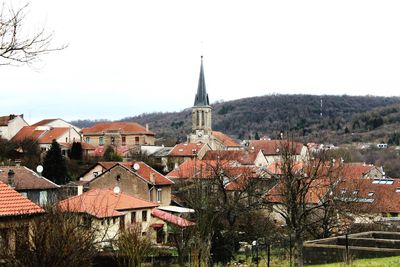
<box><xmin>368</xmin><ymin>192</ymin><xmax>374</xmax><ymax>197</ymax></box>
<box><xmin>39</xmin><ymin>191</ymin><xmax>48</xmax><ymax>206</ymax></box>
<box><xmin>352</xmin><ymin>190</ymin><xmax>359</xmax><ymax>195</ymax></box>
<box><xmin>111</xmin><ymin>137</ymin><xmax>115</xmax><ymax>145</ymax></box>
<box><xmin>135</xmin><ymin>137</ymin><xmax>140</xmax><ymax>144</ymax></box>
<box><xmin>99</xmin><ymin>136</ymin><xmax>104</xmax><ymax>145</ymax></box>
<box><xmin>396</xmin><ymin>188</ymin><xmax>400</xmax><ymax>193</ymax></box>
<box><xmin>85</xmin><ymin>137</ymin><xmax>90</xmax><ymax>144</ymax></box>
<box><xmin>122</xmin><ymin>136</ymin><xmax>126</xmax><ymax>145</ymax></box>
<box><xmin>131</xmin><ymin>212</ymin><xmax>136</xmax><ymax>224</ymax></box>
<box><xmin>65</xmin><ymin>137</ymin><xmax>68</xmax><ymax>143</ymax></box>
<box><xmin>142</xmin><ymin>210</ymin><xmax>147</xmax><ymax>222</ymax></box>
<box><xmin>113</xmin><ymin>218</ymin><xmax>116</xmax><ymax>224</ymax></box>
<box><xmin>120</xmin><ymin>215</ymin><xmax>125</xmax><ymax>230</ymax></box>
<box><xmin>93</xmin><ymin>171</ymin><xmax>99</xmax><ymax>178</ymax></box>
<box><xmin>157</xmin><ymin>188</ymin><xmax>162</xmax><ymax>203</ymax></box>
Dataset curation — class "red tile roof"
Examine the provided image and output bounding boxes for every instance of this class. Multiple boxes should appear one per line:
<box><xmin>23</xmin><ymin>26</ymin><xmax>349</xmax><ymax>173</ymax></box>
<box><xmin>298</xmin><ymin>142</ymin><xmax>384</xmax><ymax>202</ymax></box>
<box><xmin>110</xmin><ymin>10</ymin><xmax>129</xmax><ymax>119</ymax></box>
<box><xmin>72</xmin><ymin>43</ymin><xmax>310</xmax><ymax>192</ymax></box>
<box><xmin>81</xmin><ymin>122</ymin><xmax>154</xmax><ymax>135</ymax></box>
<box><xmin>12</xmin><ymin>126</ymin><xmax>71</xmax><ymax>144</ymax></box>
<box><xmin>151</xmin><ymin>208</ymin><xmax>195</xmax><ymax>228</ymax></box>
<box><xmin>0</xmin><ymin>181</ymin><xmax>44</xmax><ymax>217</ymax></box>
<box><xmin>203</xmin><ymin>150</ymin><xmax>259</xmax><ymax>165</ymax></box>
<box><xmin>334</xmin><ymin>178</ymin><xmax>400</xmax><ymax>214</ymax></box>
<box><xmin>212</xmin><ymin>131</ymin><xmax>240</xmax><ymax>147</ymax></box>
<box><xmin>267</xmin><ymin>177</ymin><xmax>332</xmax><ymax>205</ymax></box>
<box><xmin>59</xmin><ymin>188</ymin><xmax>158</xmax><ymax>218</ymax></box>
<box><xmin>0</xmin><ymin>166</ymin><xmax>59</xmax><ymax>190</ymax></box>
<box><xmin>12</xmin><ymin>126</ymin><xmax>45</xmax><ymax>142</ymax></box>
<box><xmin>249</xmin><ymin>140</ymin><xmax>305</xmax><ymax>155</ymax></box>
<box><xmin>166</xmin><ymin>159</ymin><xmax>259</xmax><ymax>180</ymax></box>
<box><xmin>98</xmin><ymin>161</ymin><xmax>174</xmax><ymax>185</ymax></box>
<box><xmin>31</xmin><ymin>119</ymin><xmax>57</xmax><ymax>127</ymax></box>
<box><xmin>169</xmin><ymin>142</ymin><xmax>205</xmax><ymax>157</ymax></box>
<box><xmin>341</xmin><ymin>163</ymin><xmax>379</xmax><ymax>180</ymax></box>
<box><xmin>38</xmin><ymin>127</ymin><xmax>69</xmax><ymax>143</ymax></box>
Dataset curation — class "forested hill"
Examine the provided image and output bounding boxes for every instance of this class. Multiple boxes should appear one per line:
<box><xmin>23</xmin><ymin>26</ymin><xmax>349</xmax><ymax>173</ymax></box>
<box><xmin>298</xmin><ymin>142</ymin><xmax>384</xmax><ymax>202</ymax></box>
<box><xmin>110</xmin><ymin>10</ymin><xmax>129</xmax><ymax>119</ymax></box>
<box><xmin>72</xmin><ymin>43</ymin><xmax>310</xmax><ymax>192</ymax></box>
<box><xmin>71</xmin><ymin>94</ymin><xmax>400</xmax><ymax>145</ymax></box>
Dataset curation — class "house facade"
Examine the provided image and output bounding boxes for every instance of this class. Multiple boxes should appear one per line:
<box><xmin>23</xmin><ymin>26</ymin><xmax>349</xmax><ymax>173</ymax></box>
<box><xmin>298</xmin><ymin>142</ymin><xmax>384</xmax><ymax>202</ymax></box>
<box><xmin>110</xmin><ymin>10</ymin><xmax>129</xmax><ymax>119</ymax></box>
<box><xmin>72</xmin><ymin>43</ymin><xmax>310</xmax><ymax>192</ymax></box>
<box><xmin>59</xmin><ymin>188</ymin><xmax>194</xmax><ymax>247</ymax></box>
<box><xmin>0</xmin><ymin>181</ymin><xmax>44</xmax><ymax>255</ymax></box>
<box><xmin>0</xmin><ymin>166</ymin><xmax>60</xmax><ymax>206</ymax></box>
<box><xmin>79</xmin><ymin>161</ymin><xmax>174</xmax><ymax>206</ymax></box>
<box><xmin>0</xmin><ymin>114</ymin><xmax>28</xmax><ymax>140</ymax></box>
<box><xmin>81</xmin><ymin>122</ymin><xmax>155</xmax><ymax>152</ymax></box>
<box><xmin>12</xmin><ymin>125</ymin><xmax>82</xmax><ymax>155</ymax></box>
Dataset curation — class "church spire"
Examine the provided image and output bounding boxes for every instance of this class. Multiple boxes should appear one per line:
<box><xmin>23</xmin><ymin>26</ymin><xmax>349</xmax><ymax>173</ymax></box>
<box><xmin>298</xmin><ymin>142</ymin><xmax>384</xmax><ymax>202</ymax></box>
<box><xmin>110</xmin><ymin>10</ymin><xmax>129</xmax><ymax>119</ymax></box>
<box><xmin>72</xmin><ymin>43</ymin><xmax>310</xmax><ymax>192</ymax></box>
<box><xmin>194</xmin><ymin>56</ymin><xmax>210</xmax><ymax>106</ymax></box>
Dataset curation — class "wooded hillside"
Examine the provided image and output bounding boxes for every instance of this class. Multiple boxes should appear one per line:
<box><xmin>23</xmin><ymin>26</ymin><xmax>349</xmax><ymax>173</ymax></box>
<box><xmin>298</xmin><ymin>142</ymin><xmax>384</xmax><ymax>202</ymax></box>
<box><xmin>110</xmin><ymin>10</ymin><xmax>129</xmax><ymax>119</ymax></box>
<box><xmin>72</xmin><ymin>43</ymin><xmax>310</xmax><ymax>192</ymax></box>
<box><xmin>71</xmin><ymin>94</ymin><xmax>400</xmax><ymax>146</ymax></box>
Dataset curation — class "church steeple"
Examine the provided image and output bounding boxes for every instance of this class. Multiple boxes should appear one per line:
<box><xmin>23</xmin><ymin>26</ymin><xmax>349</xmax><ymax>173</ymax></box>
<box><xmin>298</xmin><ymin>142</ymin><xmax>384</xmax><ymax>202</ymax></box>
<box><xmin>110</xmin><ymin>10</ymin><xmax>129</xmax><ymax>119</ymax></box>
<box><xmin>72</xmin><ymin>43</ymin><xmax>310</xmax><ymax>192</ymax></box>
<box><xmin>194</xmin><ymin>56</ymin><xmax>210</xmax><ymax>106</ymax></box>
<box><xmin>190</xmin><ymin>56</ymin><xmax>212</xmax><ymax>137</ymax></box>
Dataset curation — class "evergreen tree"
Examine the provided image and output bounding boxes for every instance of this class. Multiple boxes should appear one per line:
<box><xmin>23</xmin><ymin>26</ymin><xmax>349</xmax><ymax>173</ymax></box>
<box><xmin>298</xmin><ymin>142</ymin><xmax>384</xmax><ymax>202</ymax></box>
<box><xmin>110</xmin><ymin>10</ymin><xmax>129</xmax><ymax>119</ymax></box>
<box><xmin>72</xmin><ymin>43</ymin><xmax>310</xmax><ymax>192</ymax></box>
<box><xmin>43</xmin><ymin>140</ymin><xmax>68</xmax><ymax>184</ymax></box>
<box><xmin>103</xmin><ymin>146</ymin><xmax>122</xmax><ymax>162</ymax></box>
<box><xmin>70</xmin><ymin>142</ymin><xmax>83</xmax><ymax>160</ymax></box>
<box><xmin>254</xmin><ymin>132</ymin><xmax>260</xmax><ymax>140</ymax></box>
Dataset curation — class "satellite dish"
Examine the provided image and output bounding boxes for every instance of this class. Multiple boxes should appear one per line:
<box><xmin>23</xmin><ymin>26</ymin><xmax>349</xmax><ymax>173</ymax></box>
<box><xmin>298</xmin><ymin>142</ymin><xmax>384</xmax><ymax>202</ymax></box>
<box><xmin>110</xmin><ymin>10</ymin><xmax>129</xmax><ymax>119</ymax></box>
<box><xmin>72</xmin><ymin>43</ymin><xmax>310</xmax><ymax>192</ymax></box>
<box><xmin>113</xmin><ymin>186</ymin><xmax>121</xmax><ymax>194</ymax></box>
<box><xmin>133</xmin><ymin>163</ymin><xmax>140</xmax><ymax>171</ymax></box>
<box><xmin>36</xmin><ymin>165</ymin><xmax>43</xmax><ymax>174</ymax></box>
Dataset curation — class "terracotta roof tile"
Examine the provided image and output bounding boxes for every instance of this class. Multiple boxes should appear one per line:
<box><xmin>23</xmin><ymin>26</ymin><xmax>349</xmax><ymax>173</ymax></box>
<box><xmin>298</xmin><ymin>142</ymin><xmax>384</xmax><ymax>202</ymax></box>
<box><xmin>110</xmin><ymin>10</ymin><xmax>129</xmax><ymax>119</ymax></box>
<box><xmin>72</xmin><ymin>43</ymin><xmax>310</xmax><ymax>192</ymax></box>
<box><xmin>38</xmin><ymin>127</ymin><xmax>69</xmax><ymax>143</ymax></box>
<box><xmin>169</xmin><ymin>142</ymin><xmax>205</xmax><ymax>157</ymax></box>
<box><xmin>59</xmin><ymin>188</ymin><xmax>158</xmax><ymax>218</ymax></box>
<box><xmin>31</xmin><ymin>119</ymin><xmax>57</xmax><ymax>127</ymax></box>
<box><xmin>151</xmin><ymin>208</ymin><xmax>195</xmax><ymax>228</ymax></box>
<box><xmin>212</xmin><ymin>131</ymin><xmax>240</xmax><ymax>147</ymax></box>
<box><xmin>0</xmin><ymin>181</ymin><xmax>44</xmax><ymax>217</ymax></box>
<box><xmin>0</xmin><ymin>166</ymin><xmax>59</xmax><ymax>190</ymax></box>
<box><xmin>203</xmin><ymin>150</ymin><xmax>258</xmax><ymax>165</ymax></box>
<box><xmin>12</xmin><ymin>126</ymin><xmax>46</xmax><ymax>142</ymax></box>
<box><xmin>81</xmin><ymin>122</ymin><xmax>154</xmax><ymax>135</ymax></box>
<box><xmin>249</xmin><ymin>140</ymin><xmax>305</xmax><ymax>155</ymax></box>
<box><xmin>166</xmin><ymin>159</ymin><xmax>259</xmax><ymax>180</ymax></box>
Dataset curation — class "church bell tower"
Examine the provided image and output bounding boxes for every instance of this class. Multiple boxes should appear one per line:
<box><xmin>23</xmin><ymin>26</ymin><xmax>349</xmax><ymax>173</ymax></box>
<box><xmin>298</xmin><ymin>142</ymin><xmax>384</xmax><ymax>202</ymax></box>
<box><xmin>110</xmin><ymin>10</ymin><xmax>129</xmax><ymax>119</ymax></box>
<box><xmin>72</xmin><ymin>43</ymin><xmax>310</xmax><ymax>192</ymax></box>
<box><xmin>188</xmin><ymin>56</ymin><xmax>212</xmax><ymax>143</ymax></box>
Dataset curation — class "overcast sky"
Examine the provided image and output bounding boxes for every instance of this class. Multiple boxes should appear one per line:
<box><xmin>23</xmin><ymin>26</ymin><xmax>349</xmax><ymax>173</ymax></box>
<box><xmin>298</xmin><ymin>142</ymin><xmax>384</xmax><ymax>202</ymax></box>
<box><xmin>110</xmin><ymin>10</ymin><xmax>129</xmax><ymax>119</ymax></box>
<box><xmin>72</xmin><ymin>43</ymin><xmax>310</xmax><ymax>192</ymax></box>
<box><xmin>2</xmin><ymin>0</ymin><xmax>400</xmax><ymax>123</ymax></box>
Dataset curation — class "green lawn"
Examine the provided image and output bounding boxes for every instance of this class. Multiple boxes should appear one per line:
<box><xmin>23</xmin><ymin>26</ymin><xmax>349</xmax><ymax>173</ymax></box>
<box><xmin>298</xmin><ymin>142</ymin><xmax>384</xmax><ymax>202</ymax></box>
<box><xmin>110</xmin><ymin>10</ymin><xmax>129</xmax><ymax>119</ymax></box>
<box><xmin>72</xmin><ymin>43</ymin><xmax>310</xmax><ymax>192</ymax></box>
<box><xmin>308</xmin><ymin>256</ymin><xmax>400</xmax><ymax>267</ymax></box>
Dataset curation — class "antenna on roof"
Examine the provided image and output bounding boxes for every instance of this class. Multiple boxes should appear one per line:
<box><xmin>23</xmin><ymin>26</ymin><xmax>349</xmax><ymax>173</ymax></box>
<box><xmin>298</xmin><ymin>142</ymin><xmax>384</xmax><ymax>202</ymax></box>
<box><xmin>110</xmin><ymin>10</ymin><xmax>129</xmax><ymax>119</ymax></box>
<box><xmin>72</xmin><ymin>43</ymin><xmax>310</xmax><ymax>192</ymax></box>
<box><xmin>320</xmin><ymin>96</ymin><xmax>323</xmax><ymax>117</ymax></box>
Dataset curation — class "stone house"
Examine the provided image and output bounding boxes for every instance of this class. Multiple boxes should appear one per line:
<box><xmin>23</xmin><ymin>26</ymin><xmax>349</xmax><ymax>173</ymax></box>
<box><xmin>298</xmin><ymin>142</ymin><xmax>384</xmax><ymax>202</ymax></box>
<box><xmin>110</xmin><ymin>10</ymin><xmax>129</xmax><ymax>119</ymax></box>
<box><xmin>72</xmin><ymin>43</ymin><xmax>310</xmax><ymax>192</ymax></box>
<box><xmin>0</xmin><ymin>166</ymin><xmax>60</xmax><ymax>206</ymax></box>
<box><xmin>79</xmin><ymin>161</ymin><xmax>174</xmax><ymax>206</ymax></box>
<box><xmin>81</xmin><ymin>122</ymin><xmax>155</xmax><ymax>153</ymax></box>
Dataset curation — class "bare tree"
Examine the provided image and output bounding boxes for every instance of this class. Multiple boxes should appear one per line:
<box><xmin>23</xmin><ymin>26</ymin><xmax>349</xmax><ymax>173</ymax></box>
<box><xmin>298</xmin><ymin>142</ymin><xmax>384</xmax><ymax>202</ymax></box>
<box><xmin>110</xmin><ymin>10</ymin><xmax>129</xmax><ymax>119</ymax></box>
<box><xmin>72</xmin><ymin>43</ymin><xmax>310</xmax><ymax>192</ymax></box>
<box><xmin>0</xmin><ymin>2</ymin><xmax>64</xmax><ymax>66</ymax></box>
<box><xmin>0</xmin><ymin>206</ymin><xmax>98</xmax><ymax>267</ymax></box>
<box><xmin>116</xmin><ymin>223</ymin><xmax>153</xmax><ymax>267</ymax></box>
<box><xmin>173</xmin><ymin>158</ymin><xmax>272</xmax><ymax>265</ymax></box>
<box><xmin>265</xmin><ymin>141</ymin><xmax>344</xmax><ymax>267</ymax></box>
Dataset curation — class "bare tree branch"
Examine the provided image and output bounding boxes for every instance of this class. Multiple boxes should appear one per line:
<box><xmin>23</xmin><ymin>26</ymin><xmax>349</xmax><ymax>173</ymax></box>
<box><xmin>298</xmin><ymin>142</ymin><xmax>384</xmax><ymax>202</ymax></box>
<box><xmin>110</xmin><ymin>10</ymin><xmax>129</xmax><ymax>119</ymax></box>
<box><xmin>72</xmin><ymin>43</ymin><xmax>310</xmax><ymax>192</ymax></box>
<box><xmin>0</xmin><ymin>3</ymin><xmax>66</xmax><ymax>66</ymax></box>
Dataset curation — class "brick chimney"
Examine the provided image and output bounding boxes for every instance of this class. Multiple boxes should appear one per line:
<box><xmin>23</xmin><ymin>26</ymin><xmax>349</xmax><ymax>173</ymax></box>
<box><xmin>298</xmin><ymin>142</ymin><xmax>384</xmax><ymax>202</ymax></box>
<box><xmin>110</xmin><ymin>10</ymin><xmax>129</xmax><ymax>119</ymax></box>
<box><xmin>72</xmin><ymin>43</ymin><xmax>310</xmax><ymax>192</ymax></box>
<box><xmin>8</xmin><ymin>169</ymin><xmax>15</xmax><ymax>188</ymax></box>
<box><xmin>150</xmin><ymin>173</ymin><xmax>155</xmax><ymax>184</ymax></box>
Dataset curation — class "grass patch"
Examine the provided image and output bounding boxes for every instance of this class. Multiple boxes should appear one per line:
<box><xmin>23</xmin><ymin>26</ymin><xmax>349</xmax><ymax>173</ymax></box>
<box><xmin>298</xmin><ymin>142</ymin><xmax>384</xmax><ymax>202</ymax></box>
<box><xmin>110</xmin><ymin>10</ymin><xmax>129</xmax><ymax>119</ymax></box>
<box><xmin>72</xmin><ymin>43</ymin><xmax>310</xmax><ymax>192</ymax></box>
<box><xmin>308</xmin><ymin>256</ymin><xmax>400</xmax><ymax>267</ymax></box>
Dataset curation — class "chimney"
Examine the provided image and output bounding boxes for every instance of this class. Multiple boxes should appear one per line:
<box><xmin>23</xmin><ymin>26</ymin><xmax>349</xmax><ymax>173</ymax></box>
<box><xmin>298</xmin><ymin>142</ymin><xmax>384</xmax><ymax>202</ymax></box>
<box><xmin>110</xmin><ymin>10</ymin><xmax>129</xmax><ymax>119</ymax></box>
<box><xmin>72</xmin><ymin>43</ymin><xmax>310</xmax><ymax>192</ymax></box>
<box><xmin>150</xmin><ymin>173</ymin><xmax>155</xmax><ymax>184</ymax></box>
<box><xmin>9</xmin><ymin>114</ymin><xmax>15</xmax><ymax>120</ymax></box>
<box><xmin>8</xmin><ymin>169</ymin><xmax>15</xmax><ymax>187</ymax></box>
<box><xmin>146</xmin><ymin>124</ymin><xmax>149</xmax><ymax>131</ymax></box>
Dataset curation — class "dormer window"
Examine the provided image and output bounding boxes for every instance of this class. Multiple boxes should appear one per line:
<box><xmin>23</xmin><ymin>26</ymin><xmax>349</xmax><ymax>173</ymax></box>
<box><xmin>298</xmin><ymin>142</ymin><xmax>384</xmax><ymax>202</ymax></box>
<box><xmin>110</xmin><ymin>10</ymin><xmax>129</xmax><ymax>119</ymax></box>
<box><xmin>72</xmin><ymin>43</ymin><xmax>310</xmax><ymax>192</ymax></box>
<box><xmin>396</xmin><ymin>188</ymin><xmax>400</xmax><ymax>193</ymax></box>
<box><xmin>368</xmin><ymin>192</ymin><xmax>374</xmax><ymax>197</ymax></box>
